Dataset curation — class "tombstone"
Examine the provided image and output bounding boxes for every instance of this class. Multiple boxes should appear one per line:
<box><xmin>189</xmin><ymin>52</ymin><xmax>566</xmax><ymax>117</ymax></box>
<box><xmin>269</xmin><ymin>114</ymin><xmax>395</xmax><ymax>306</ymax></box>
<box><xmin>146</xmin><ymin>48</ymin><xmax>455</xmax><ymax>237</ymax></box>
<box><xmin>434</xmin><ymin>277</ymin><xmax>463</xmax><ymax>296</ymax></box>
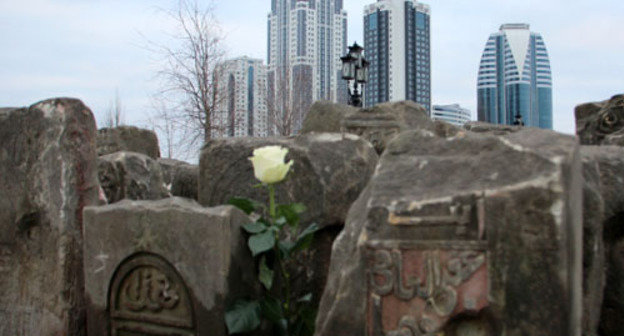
<box><xmin>580</xmin><ymin>146</ymin><xmax>624</xmax><ymax>336</ymax></box>
<box><xmin>158</xmin><ymin>158</ymin><xmax>199</xmax><ymax>200</ymax></box>
<box><xmin>199</xmin><ymin>133</ymin><xmax>379</xmax><ymax>307</ymax></box>
<box><xmin>98</xmin><ymin>151</ymin><xmax>170</xmax><ymax>204</ymax></box>
<box><xmin>315</xmin><ymin>125</ymin><xmax>582</xmax><ymax>336</ymax></box>
<box><xmin>83</xmin><ymin>197</ymin><xmax>257</xmax><ymax>336</ymax></box>
<box><xmin>341</xmin><ymin>100</ymin><xmax>432</xmax><ymax>154</ymax></box>
<box><xmin>300</xmin><ymin>100</ymin><xmax>358</xmax><ymax>134</ymax></box>
<box><xmin>0</xmin><ymin>98</ymin><xmax>99</xmax><ymax>335</ymax></box>
<box><xmin>97</xmin><ymin>125</ymin><xmax>161</xmax><ymax>159</ymax></box>
<box><xmin>468</xmin><ymin>122</ymin><xmax>604</xmax><ymax>336</ymax></box>
<box><xmin>575</xmin><ymin>94</ymin><xmax>624</xmax><ymax>146</ymax></box>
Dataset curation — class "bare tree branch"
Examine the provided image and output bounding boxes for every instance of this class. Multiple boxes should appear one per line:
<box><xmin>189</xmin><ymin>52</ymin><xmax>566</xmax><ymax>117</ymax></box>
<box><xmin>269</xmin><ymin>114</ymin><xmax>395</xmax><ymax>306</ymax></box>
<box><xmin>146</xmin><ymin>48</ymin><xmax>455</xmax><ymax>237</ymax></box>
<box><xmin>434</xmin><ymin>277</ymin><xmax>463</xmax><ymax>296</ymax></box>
<box><xmin>266</xmin><ymin>64</ymin><xmax>313</xmax><ymax>136</ymax></box>
<box><xmin>105</xmin><ymin>88</ymin><xmax>124</xmax><ymax>128</ymax></box>
<box><xmin>149</xmin><ymin>0</ymin><xmax>227</xmax><ymax>151</ymax></box>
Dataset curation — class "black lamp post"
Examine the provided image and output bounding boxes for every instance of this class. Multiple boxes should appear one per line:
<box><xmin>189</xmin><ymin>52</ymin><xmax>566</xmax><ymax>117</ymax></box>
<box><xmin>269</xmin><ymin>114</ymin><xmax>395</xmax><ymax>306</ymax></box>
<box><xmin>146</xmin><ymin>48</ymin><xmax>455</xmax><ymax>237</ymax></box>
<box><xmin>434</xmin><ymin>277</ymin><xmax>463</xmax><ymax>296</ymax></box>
<box><xmin>341</xmin><ymin>42</ymin><xmax>369</xmax><ymax>107</ymax></box>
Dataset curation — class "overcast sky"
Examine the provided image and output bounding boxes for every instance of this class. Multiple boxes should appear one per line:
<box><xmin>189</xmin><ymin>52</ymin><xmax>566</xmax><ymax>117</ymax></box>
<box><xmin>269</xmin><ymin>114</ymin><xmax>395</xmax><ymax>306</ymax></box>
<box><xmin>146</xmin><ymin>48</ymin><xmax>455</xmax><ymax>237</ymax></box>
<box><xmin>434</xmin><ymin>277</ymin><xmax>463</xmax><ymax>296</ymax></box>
<box><xmin>1</xmin><ymin>0</ymin><xmax>623</xmax><ymax>135</ymax></box>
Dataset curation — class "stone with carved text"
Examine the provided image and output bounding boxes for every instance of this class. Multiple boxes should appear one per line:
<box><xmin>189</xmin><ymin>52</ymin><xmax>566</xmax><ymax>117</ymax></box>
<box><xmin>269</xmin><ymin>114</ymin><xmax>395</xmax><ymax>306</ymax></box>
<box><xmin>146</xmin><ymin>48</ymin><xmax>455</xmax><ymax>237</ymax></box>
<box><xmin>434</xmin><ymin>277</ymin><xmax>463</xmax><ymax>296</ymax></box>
<box><xmin>576</xmin><ymin>94</ymin><xmax>624</xmax><ymax>146</ymax></box>
<box><xmin>315</xmin><ymin>125</ymin><xmax>582</xmax><ymax>336</ymax></box>
<box><xmin>83</xmin><ymin>198</ymin><xmax>257</xmax><ymax>336</ymax></box>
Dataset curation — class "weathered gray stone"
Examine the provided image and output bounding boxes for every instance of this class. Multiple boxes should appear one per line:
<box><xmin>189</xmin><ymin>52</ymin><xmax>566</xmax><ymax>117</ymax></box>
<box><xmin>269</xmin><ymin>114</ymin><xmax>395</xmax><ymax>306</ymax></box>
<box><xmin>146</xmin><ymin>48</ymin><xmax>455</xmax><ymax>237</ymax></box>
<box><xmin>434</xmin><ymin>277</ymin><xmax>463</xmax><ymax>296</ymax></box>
<box><xmin>576</xmin><ymin>94</ymin><xmax>624</xmax><ymax>146</ymax></box>
<box><xmin>316</xmin><ymin>125</ymin><xmax>582</xmax><ymax>336</ymax></box>
<box><xmin>98</xmin><ymin>151</ymin><xmax>170</xmax><ymax>204</ymax></box>
<box><xmin>468</xmin><ymin>126</ymin><xmax>603</xmax><ymax>336</ymax></box>
<box><xmin>300</xmin><ymin>100</ymin><xmax>358</xmax><ymax>134</ymax></box>
<box><xmin>83</xmin><ymin>198</ymin><xmax>257</xmax><ymax>336</ymax></box>
<box><xmin>581</xmin><ymin>146</ymin><xmax>624</xmax><ymax>336</ymax></box>
<box><xmin>0</xmin><ymin>98</ymin><xmax>99</xmax><ymax>336</ymax></box>
<box><xmin>341</xmin><ymin>100</ymin><xmax>432</xmax><ymax>154</ymax></box>
<box><xmin>580</xmin><ymin>148</ymin><xmax>606</xmax><ymax>336</ymax></box>
<box><xmin>158</xmin><ymin>158</ymin><xmax>199</xmax><ymax>200</ymax></box>
<box><xmin>464</xmin><ymin>121</ymin><xmax>522</xmax><ymax>135</ymax></box>
<box><xmin>97</xmin><ymin>125</ymin><xmax>161</xmax><ymax>159</ymax></box>
<box><xmin>199</xmin><ymin>133</ymin><xmax>378</xmax><ymax>307</ymax></box>
<box><xmin>199</xmin><ymin>133</ymin><xmax>378</xmax><ymax>228</ymax></box>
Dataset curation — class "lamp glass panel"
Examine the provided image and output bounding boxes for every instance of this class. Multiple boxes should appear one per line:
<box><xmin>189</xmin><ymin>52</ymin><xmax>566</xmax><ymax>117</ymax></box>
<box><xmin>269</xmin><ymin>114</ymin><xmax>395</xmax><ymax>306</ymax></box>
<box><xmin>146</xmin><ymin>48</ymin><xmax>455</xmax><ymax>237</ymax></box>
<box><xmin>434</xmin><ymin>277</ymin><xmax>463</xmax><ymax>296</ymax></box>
<box><xmin>342</xmin><ymin>62</ymin><xmax>354</xmax><ymax>79</ymax></box>
<box><xmin>356</xmin><ymin>66</ymin><xmax>368</xmax><ymax>82</ymax></box>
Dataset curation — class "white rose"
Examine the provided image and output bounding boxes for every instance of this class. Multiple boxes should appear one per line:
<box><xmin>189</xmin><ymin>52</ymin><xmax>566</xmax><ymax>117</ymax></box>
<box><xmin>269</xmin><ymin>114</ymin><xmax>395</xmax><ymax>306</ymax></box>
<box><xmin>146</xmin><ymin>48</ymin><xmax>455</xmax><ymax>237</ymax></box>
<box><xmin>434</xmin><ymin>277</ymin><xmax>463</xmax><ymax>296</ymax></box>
<box><xmin>249</xmin><ymin>145</ymin><xmax>294</xmax><ymax>184</ymax></box>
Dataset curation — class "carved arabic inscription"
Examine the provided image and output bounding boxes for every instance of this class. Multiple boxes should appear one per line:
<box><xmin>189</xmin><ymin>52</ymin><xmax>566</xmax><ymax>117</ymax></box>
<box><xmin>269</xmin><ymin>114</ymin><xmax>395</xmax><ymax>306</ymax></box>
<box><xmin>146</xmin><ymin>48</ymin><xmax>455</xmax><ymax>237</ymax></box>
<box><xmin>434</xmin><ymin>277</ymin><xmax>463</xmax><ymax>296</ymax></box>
<box><xmin>368</xmin><ymin>248</ymin><xmax>488</xmax><ymax>335</ymax></box>
<box><xmin>109</xmin><ymin>253</ymin><xmax>196</xmax><ymax>336</ymax></box>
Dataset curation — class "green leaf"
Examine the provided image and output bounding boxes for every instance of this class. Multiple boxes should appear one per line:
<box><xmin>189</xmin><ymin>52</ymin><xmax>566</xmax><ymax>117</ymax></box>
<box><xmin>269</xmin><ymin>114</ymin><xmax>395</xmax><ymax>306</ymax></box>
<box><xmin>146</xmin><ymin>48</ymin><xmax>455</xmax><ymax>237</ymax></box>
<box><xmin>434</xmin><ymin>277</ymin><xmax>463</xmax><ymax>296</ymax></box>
<box><xmin>248</xmin><ymin>230</ymin><xmax>276</xmax><ymax>256</ymax></box>
<box><xmin>297</xmin><ymin>293</ymin><xmax>312</xmax><ymax>303</ymax></box>
<box><xmin>259</xmin><ymin>256</ymin><xmax>274</xmax><ymax>290</ymax></box>
<box><xmin>228</xmin><ymin>197</ymin><xmax>263</xmax><ymax>215</ymax></box>
<box><xmin>292</xmin><ymin>223</ymin><xmax>320</xmax><ymax>253</ymax></box>
<box><xmin>277</xmin><ymin>203</ymin><xmax>306</xmax><ymax>227</ymax></box>
<box><xmin>242</xmin><ymin>221</ymin><xmax>268</xmax><ymax>234</ymax></box>
<box><xmin>225</xmin><ymin>299</ymin><xmax>261</xmax><ymax>334</ymax></box>
<box><xmin>259</xmin><ymin>296</ymin><xmax>283</xmax><ymax>324</ymax></box>
<box><xmin>278</xmin><ymin>241</ymin><xmax>295</xmax><ymax>258</ymax></box>
<box><xmin>274</xmin><ymin>216</ymin><xmax>288</xmax><ymax>228</ymax></box>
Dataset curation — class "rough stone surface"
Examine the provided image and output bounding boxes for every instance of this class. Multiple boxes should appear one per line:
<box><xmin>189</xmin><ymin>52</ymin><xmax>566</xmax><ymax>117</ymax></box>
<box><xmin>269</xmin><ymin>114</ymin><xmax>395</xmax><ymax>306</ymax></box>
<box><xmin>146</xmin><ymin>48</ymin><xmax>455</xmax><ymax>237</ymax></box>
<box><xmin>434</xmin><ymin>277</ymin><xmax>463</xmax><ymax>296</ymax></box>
<box><xmin>464</xmin><ymin>121</ymin><xmax>522</xmax><ymax>135</ymax></box>
<box><xmin>576</xmin><ymin>94</ymin><xmax>624</xmax><ymax>146</ymax></box>
<box><xmin>300</xmin><ymin>100</ymin><xmax>358</xmax><ymax>134</ymax></box>
<box><xmin>199</xmin><ymin>133</ymin><xmax>378</xmax><ymax>228</ymax></box>
<box><xmin>83</xmin><ymin>198</ymin><xmax>257</xmax><ymax>336</ymax></box>
<box><xmin>97</xmin><ymin>125</ymin><xmax>161</xmax><ymax>159</ymax></box>
<box><xmin>199</xmin><ymin>133</ymin><xmax>378</xmax><ymax>306</ymax></box>
<box><xmin>158</xmin><ymin>158</ymin><xmax>199</xmax><ymax>200</ymax></box>
<box><xmin>98</xmin><ymin>151</ymin><xmax>170</xmax><ymax>204</ymax></box>
<box><xmin>341</xmin><ymin>100</ymin><xmax>432</xmax><ymax>154</ymax></box>
<box><xmin>0</xmin><ymin>98</ymin><xmax>99</xmax><ymax>336</ymax></box>
<box><xmin>315</xmin><ymin>125</ymin><xmax>582</xmax><ymax>336</ymax></box>
<box><xmin>579</xmin><ymin>148</ymin><xmax>606</xmax><ymax>336</ymax></box>
<box><xmin>581</xmin><ymin>146</ymin><xmax>624</xmax><ymax>336</ymax></box>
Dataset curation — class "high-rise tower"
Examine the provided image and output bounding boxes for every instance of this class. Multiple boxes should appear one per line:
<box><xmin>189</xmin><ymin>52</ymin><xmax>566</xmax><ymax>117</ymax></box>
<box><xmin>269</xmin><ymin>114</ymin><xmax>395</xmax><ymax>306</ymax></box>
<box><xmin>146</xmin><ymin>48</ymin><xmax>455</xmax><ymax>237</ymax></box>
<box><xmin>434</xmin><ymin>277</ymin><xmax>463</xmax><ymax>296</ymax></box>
<box><xmin>213</xmin><ymin>56</ymin><xmax>269</xmax><ymax>138</ymax></box>
<box><xmin>477</xmin><ymin>24</ymin><xmax>552</xmax><ymax>129</ymax></box>
<box><xmin>267</xmin><ymin>0</ymin><xmax>348</xmax><ymax>134</ymax></box>
<box><xmin>363</xmin><ymin>0</ymin><xmax>431</xmax><ymax>110</ymax></box>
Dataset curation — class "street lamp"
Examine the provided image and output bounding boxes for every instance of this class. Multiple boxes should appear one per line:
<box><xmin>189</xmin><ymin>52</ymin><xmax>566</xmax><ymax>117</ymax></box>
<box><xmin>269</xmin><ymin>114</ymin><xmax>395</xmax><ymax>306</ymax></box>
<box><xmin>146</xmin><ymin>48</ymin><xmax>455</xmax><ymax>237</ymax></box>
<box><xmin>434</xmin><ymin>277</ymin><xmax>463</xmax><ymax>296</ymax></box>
<box><xmin>341</xmin><ymin>42</ymin><xmax>369</xmax><ymax>107</ymax></box>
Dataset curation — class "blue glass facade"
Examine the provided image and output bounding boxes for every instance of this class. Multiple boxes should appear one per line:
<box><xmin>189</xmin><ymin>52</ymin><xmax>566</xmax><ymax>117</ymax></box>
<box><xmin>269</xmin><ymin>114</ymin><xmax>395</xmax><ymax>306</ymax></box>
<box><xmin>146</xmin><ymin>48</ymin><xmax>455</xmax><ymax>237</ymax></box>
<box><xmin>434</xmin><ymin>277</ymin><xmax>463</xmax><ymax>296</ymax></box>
<box><xmin>364</xmin><ymin>0</ymin><xmax>430</xmax><ymax>109</ymax></box>
<box><xmin>477</xmin><ymin>24</ymin><xmax>552</xmax><ymax>129</ymax></box>
<box><xmin>364</xmin><ymin>9</ymin><xmax>389</xmax><ymax>106</ymax></box>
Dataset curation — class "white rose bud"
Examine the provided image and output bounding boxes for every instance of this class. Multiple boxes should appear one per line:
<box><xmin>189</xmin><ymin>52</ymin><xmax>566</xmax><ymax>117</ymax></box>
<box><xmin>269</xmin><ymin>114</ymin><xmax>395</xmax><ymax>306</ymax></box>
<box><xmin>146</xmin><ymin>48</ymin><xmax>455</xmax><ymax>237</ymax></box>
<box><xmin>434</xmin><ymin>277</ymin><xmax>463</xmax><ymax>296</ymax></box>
<box><xmin>249</xmin><ymin>145</ymin><xmax>294</xmax><ymax>184</ymax></box>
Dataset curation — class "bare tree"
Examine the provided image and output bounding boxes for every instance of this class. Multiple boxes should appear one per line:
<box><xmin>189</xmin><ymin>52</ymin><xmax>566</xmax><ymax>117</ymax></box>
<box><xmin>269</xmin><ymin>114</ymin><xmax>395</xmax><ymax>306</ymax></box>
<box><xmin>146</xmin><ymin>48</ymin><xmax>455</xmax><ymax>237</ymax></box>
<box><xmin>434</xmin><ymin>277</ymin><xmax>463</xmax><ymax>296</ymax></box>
<box><xmin>104</xmin><ymin>88</ymin><xmax>124</xmax><ymax>128</ymax></box>
<box><xmin>151</xmin><ymin>0</ymin><xmax>227</xmax><ymax>148</ymax></box>
<box><xmin>265</xmin><ymin>64</ymin><xmax>313</xmax><ymax>136</ymax></box>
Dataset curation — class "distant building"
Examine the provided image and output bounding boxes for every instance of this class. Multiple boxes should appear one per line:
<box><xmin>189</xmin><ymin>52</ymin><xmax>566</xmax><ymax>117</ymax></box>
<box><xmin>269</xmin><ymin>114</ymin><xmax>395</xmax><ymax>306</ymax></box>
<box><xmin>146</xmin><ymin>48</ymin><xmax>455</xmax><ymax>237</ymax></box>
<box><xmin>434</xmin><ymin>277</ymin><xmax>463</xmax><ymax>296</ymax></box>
<box><xmin>477</xmin><ymin>23</ymin><xmax>552</xmax><ymax>128</ymax></box>
<box><xmin>213</xmin><ymin>56</ymin><xmax>268</xmax><ymax>138</ymax></box>
<box><xmin>432</xmin><ymin>104</ymin><xmax>471</xmax><ymax>126</ymax></box>
<box><xmin>363</xmin><ymin>0</ymin><xmax>431</xmax><ymax>110</ymax></box>
<box><xmin>267</xmin><ymin>0</ymin><xmax>348</xmax><ymax>134</ymax></box>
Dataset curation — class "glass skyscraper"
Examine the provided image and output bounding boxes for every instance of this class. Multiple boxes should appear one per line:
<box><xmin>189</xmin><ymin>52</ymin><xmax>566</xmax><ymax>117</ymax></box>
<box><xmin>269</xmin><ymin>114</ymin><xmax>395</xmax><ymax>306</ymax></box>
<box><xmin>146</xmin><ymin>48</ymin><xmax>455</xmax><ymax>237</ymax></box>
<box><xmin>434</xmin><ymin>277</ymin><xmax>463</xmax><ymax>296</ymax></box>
<box><xmin>267</xmin><ymin>0</ymin><xmax>348</xmax><ymax>133</ymax></box>
<box><xmin>213</xmin><ymin>57</ymin><xmax>269</xmax><ymax>138</ymax></box>
<box><xmin>363</xmin><ymin>0</ymin><xmax>431</xmax><ymax>110</ymax></box>
<box><xmin>477</xmin><ymin>24</ymin><xmax>552</xmax><ymax>129</ymax></box>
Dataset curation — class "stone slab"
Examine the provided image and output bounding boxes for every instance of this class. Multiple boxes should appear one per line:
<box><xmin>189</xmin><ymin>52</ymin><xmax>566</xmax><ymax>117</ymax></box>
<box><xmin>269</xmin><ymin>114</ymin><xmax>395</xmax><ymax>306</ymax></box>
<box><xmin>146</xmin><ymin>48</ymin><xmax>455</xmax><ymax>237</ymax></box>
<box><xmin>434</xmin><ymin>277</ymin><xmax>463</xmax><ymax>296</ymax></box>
<box><xmin>98</xmin><ymin>151</ymin><xmax>170</xmax><ymax>204</ymax></box>
<box><xmin>0</xmin><ymin>98</ymin><xmax>99</xmax><ymax>336</ymax></box>
<box><xmin>575</xmin><ymin>94</ymin><xmax>624</xmax><ymax>146</ymax></box>
<box><xmin>83</xmin><ymin>197</ymin><xmax>256</xmax><ymax>336</ymax></box>
<box><xmin>97</xmin><ymin>125</ymin><xmax>161</xmax><ymax>159</ymax></box>
<box><xmin>315</xmin><ymin>126</ymin><xmax>582</xmax><ymax>336</ymax></box>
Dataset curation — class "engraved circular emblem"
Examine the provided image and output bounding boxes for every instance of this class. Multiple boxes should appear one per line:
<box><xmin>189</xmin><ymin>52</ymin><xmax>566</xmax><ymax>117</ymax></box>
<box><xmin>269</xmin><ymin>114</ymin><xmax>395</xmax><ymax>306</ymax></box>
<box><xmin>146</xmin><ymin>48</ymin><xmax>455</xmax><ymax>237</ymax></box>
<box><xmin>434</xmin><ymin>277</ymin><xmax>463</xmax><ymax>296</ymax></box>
<box><xmin>108</xmin><ymin>253</ymin><xmax>196</xmax><ymax>336</ymax></box>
